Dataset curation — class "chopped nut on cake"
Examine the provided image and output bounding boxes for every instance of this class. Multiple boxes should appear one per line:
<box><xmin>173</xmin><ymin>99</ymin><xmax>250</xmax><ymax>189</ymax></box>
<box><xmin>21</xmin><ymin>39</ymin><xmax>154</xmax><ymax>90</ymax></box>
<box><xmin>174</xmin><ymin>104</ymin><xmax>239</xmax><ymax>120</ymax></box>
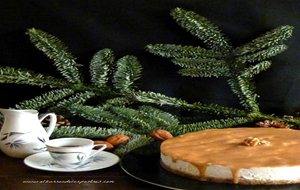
<box><xmin>241</xmin><ymin>136</ymin><xmax>271</xmax><ymax>146</ymax></box>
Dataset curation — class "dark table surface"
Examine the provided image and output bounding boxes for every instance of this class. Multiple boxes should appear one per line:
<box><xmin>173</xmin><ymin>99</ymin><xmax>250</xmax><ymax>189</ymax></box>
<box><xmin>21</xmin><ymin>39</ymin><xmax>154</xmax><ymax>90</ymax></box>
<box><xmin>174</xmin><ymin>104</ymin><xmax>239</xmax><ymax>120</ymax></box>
<box><xmin>0</xmin><ymin>150</ymin><xmax>164</xmax><ymax>190</ymax></box>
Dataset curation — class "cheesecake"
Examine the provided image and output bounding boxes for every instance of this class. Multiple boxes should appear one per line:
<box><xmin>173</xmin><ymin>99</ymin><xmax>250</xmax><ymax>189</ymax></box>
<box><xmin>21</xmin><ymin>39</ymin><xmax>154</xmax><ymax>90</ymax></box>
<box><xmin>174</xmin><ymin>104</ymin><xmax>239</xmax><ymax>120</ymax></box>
<box><xmin>160</xmin><ymin>127</ymin><xmax>300</xmax><ymax>184</ymax></box>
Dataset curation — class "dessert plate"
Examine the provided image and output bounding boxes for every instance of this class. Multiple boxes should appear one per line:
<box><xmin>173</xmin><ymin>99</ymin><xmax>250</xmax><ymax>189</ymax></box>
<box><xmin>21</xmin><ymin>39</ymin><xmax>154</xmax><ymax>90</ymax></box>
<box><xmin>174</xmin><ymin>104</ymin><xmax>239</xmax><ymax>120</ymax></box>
<box><xmin>120</xmin><ymin>142</ymin><xmax>300</xmax><ymax>190</ymax></box>
<box><xmin>24</xmin><ymin>150</ymin><xmax>119</xmax><ymax>172</ymax></box>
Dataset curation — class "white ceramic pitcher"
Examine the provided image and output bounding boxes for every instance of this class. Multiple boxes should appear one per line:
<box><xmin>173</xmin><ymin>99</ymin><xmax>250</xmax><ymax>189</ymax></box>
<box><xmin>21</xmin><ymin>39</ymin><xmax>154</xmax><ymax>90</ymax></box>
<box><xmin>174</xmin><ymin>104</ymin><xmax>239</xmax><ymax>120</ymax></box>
<box><xmin>0</xmin><ymin>109</ymin><xmax>57</xmax><ymax>158</ymax></box>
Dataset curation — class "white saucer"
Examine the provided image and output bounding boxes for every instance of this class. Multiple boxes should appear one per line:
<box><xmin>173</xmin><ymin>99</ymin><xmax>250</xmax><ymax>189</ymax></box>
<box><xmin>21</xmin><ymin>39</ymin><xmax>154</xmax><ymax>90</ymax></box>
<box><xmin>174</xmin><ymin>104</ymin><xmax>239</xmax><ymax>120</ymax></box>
<box><xmin>24</xmin><ymin>150</ymin><xmax>119</xmax><ymax>172</ymax></box>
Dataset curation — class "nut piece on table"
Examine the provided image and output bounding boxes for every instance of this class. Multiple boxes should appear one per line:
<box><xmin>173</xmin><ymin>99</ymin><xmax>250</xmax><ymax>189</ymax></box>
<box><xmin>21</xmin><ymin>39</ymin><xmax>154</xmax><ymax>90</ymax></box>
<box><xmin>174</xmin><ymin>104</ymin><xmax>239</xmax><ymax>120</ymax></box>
<box><xmin>150</xmin><ymin>129</ymin><xmax>173</xmax><ymax>141</ymax></box>
<box><xmin>106</xmin><ymin>134</ymin><xmax>130</xmax><ymax>146</ymax></box>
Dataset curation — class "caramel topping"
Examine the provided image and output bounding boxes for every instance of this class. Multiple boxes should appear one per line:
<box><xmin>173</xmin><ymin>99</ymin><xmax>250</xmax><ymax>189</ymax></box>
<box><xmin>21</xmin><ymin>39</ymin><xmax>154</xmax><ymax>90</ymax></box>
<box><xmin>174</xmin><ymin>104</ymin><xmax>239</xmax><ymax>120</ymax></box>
<box><xmin>161</xmin><ymin>127</ymin><xmax>300</xmax><ymax>183</ymax></box>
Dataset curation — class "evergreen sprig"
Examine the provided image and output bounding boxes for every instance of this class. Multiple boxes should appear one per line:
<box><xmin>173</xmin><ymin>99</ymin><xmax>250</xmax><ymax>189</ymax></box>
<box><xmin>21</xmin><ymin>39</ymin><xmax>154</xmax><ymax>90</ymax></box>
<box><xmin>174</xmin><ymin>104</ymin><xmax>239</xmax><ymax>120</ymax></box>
<box><xmin>113</xmin><ymin>55</ymin><xmax>142</xmax><ymax>92</ymax></box>
<box><xmin>234</xmin><ymin>25</ymin><xmax>294</xmax><ymax>55</ymax></box>
<box><xmin>173</xmin><ymin>58</ymin><xmax>230</xmax><ymax>77</ymax></box>
<box><xmin>27</xmin><ymin>28</ymin><xmax>82</xmax><ymax>83</ymax></box>
<box><xmin>48</xmin><ymin>91</ymin><xmax>96</xmax><ymax>115</ymax></box>
<box><xmin>69</xmin><ymin>105</ymin><xmax>132</xmax><ymax>131</ymax></box>
<box><xmin>146</xmin><ymin>44</ymin><xmax>223</xmax><ymax>59</ymax></box>
<box><xmin>236</xmin><ymin>44</ymin><xmax>287</xmax><ymax>64</ymax></box>
<box><xmin>133</xmin><ymin>90</ymin><xmax>189</xmax><ymax>107</ymax></box>
<box><xmin>191</xmin><ymin>102</ymin><xmax>247</xmax><ymax>117</ymax></box>
<box><xmin>16</xmin><ymin>88</ymin><xmax>75</xmax><ymax>110</ymax></box>
<box><xmin>0</xmin><ymin>67</ymin><xmax>68</xmax><ymax>88</ymax></box>
<box><xmin>146</xmin><ymin>7</ymin><xmax>294</xmax><ymax>116</ymax></box>
<box><xmin>170</xmin><ymin>7</ymin><xmax>232</xmax><ymax>53</ymax></box>
<box><xmin>52</xmin><ymin>126</ymin><xmax>136</xmax><ymax>139</ymax></box>
<box><xmin>90</xmin><ymin>48</ymin><xmax>115</xmax><ymax>88</ymax></box>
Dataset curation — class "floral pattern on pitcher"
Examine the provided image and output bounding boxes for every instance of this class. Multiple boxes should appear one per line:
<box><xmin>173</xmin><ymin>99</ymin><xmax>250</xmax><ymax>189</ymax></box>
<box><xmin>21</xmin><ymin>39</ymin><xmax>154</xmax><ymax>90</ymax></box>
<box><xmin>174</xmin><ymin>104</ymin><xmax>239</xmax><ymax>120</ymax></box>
<box><xmin>1</xmin><ymin>132</ymin><xmax>28</xmax><ymax>141</ymax></box>
<box><xmin>1</xmin><ymin>131</ymin><xmax>47</xmax><ymax>151</ymax></box>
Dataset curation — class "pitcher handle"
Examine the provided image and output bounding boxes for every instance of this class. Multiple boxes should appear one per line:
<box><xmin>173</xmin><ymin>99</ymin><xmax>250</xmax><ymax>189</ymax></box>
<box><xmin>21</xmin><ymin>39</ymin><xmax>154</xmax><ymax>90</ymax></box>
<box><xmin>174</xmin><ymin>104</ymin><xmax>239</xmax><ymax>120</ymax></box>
<box><xmin>39</xmin><ymin>113</ymin><xmax>57</xmax><ymax>138</ymax></box>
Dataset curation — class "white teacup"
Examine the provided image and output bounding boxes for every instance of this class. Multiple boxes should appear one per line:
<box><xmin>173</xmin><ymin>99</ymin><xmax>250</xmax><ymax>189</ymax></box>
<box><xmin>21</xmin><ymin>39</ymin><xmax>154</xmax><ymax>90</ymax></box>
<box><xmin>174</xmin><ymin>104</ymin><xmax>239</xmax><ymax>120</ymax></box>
<box><xmin>45</xmin><ymin>138</ymin><xmax>107</xmax><ymax>166</ymax></box>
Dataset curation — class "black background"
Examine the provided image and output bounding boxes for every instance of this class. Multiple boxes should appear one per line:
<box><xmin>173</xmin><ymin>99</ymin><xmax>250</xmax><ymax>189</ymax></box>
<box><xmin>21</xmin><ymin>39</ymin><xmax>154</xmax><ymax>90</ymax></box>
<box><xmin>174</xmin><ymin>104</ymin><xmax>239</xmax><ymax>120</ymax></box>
<box><xmin>0</xmin><ymin>0</ymin><xmax>299</xmax><ymax>115</ymax></box>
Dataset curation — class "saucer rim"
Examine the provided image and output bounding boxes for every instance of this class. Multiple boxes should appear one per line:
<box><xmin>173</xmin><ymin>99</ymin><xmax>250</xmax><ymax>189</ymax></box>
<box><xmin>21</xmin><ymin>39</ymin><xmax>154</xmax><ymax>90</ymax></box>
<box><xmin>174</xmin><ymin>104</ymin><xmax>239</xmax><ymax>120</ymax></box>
<box><xmin>24</xmin><ymin>150</ymin><xmax>119</xmax><ymax>172</ymax></box>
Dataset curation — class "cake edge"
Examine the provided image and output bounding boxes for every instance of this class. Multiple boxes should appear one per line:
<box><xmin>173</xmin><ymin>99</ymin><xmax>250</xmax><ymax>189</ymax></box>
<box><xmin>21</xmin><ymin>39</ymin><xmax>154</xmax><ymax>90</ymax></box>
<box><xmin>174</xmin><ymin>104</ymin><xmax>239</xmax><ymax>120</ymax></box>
<box><xmin>160</xmin><ymin>153</ymin><xmax>300</xmax><ymax>185</ymax></box>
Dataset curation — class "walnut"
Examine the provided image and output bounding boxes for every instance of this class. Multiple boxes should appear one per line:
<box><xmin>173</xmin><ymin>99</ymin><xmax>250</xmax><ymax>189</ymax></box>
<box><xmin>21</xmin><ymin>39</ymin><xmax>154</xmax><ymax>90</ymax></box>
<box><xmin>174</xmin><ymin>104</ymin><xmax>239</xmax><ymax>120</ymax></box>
<box><xmin>93</xmin><ymin>140</ymin><xmax>114</xmax><ymax>150</ymax></box>
<box><xmin>241</xmin><ymin>136</ymin><xmax>270</xmax><ymax>146</ymax></box>
<box><xmin>256</xmin><ymin>120</ymin><xmax>291</xmax><ymax>128</ymax></box>
<box><xmin>150</xmin><ymin>129</ymin><xmax>173</xmax><ymax>141</ymax></box>
<box><xmin>106</xmin><ymin>134</ymin><xmax>130</xmax><ymax>146</ymax></box>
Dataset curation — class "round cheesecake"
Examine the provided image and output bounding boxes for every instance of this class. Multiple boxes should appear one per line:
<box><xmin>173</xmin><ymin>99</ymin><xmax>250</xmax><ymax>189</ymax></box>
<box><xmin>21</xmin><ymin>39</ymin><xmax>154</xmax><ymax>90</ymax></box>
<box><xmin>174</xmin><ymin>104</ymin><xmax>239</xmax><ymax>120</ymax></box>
<box><xmin>160</xmin><ymin>127</ymin><xmax>300</xmax><ymax>185</ymax></box>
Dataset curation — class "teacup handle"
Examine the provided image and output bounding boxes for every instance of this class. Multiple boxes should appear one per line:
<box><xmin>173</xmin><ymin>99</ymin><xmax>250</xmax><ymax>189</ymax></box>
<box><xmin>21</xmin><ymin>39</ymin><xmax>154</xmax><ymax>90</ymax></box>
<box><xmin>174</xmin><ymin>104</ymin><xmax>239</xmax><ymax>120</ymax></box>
<box><xmin>38</xmin><ymin>113</ymin><xmax>57</xmax><ymax>138</ymax></box>
<box><xmin>89</xmin><ymin>144</ymin><xmax>107</xmax><ymax>158</ymax></box>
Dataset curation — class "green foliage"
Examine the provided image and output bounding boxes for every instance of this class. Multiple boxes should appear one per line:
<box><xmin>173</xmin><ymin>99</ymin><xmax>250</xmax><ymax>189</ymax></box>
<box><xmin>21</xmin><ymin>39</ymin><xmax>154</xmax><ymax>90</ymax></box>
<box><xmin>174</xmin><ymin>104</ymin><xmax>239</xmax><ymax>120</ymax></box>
<box><xmin>170</xmin><ymin>7</ymin><xmax>232</xmax><ymax>53</ymax></box>
<box><xmin>191</xmin><ymin>102</ymin><xmax>247</xmax><ymax>117</ymax></box>
<box><xmin>146</xmin><ymin>7</ymin><xmax>294</xmax><ymax>116</ymax></box>
<box><xmin>113</xmin><ymin>55</ymin><xmax>142</xmax><ymax>92</ymax></box>
<box><xmin>0</xmin><ymin>67</ymin><xmax>68</xmax><ymax>88</ymax></box>
<box><xmin>0</xmin><ymin>8</ymin><xmax>299</xmax><ymax>156</ymax></box>
<box><xmin>234</xmin><ymin>25</ymin><xmax>294</xmax><ymax>55</ymax></box>
<box><xmin>52</xmin><ymin>126</ymin><xmax>136</xmax><ymax>139</ymax></box>
<box><xmin>27</xmin><ymin>28</ymin><xmax>82</xmax><ymax>83</ymax></box>
<box><xmin>1</xmin><ymin>28</ymin><xmax>183</xmax><ymax>154</ymax></box>
<box><xmin>146</xmin><ymin>44</ymin><xmax>222</xmax><ymax>59</ymax></box>
<box><xmin>16</xmin><ymin>88</ymin><xmax>75</xmax><ymax>110</ymax></box>
<box><xmin>69</xmin><ymin>103</ymin><xmax>180</xmax><ymax>135</ymax></box>
<box><xmin>176</xmin><ymin>59</ymin><xmax>230</xmax><ymax>78</ymax></box>
<box><xmin>90</xmin><ymin>48</ymin><xmax>115</xmax><ymax>88</ymax></box>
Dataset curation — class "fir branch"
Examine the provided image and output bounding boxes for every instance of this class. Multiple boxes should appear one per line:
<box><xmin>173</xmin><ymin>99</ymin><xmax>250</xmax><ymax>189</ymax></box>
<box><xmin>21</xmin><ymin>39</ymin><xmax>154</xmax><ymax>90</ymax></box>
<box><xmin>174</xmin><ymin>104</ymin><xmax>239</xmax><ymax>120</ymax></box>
<box><xmin>178</xmin><ymin>67</ymin><xmax>229</xmax><ymax>78</ymax></box>
<box><xmin>110</xmin><ymin>106</ymin><xmax>180</xmax><ymax>133</ymax></box>
<box><xmin>15</xmin><ymin>88</ymin><xmax>75</xmax><ymax>110</ymax></box>
<box><xmin>102</xmin><ymin>97</ymin><xmax>133</xmax><ymax>108</ymax></box>
<box><xmin>0</xmin><ymin>67</ymin><xmax>68</xmax><ymax>88</ymax></box>
<box><xmin>227</xmin><ymin>78</ymin><xmax>243</xmax><ymax>99</ymax></box>
<box><xmin>133</xmin><ymin>90</ymin><xmax>189</xmax><ymax>107</ymax></box>
<box><xmin>51</xmin><ymin>126</ymin><xmax>135</xmax><ymax>139</ymax></box>
<box><xmin>145</xmin><ymin>44</ymin><xmax>223</xmax><ymax>59</ymax></box>
<box><xmin>48</xmin><ymin>91</ymin><xmax>96</xmax><ymax>113</ymax></box>
<box><xmin>113</xmin><ymin>135</ymin><xmax>153</xmax><ymax>156</ymax></box>
<box><xmin>241</xmin><ymin>61</ymin><xmax>272</xmax><ymax>78</ymax></box>
<box><xmin>90</xmin><ymin>48</ymin><xmax>115</xmax><ymax>88</ymax></box>
<box><xmin>233</xmin><ymin>61</ymin><xmax>271</xmax><ymax>112</ymax></box>
<box><xmin>173</xmin><ymin>58</ymin><xmax>230</xmax><ymax>77</ymax></box>
<box><xmin>113</xmin><ymin>55</ymin><xmax>142</xmax><ymax>92</ymax></box>
<box><xmin>109</xmin><ymin>106</ymin><xmax>153</xmax><ymax>133</ymax></box>
<box><xmin>69</xmin><ymin>105</ymin><xmax>135</xmax><ymax>132</ymax></box>
<box><xmin>236</xmin><ymin>45</ymin><xmax>287</xmax><ymax>63</ymax></box>
<box><xmin>170</xmin><ymin>7</ymin><xmax>232</xmax><ymax>53</ymax></box>
<box><xmin>234</xmin><ymin>25</ymin><xmax>293</xmax><ymax>55</ymax></box>
<box><xmin>138</xmin><ymin>106</ymin><xmax>179</xmax><ymax>128</ymax></box>
<box><xmin>172</xmin><ymin>57</ymin><xmax>226</xmax><ymax>68</ymax></box>
<box><xmin>176</xmin><ymin>117</ymin><xmax>253</xmax><ymax>135</ymax></box>
<box><xmin>237</xmin><ymin>76</ymin><xmax>259</xmax><ymax>112</ymax></box>
<box><xmin>133</xmin><ymin>90</ymin><xmax>247</xmax><ymax>117</ymax></box>
<box><xmin>27</xmin><ymin>28</ymin><xmax>82</xmax><ymax>83</ymax></box>
<box><xmin>192</xmin><ymin>102</ymin><xmax>247</xmax><ymax>117</ymax></box>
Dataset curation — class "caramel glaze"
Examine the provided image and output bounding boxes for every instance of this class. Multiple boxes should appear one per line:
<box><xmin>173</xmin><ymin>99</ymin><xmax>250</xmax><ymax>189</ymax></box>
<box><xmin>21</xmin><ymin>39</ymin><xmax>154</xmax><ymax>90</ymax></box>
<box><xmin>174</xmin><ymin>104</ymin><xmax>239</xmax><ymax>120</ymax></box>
<box><xmin>161</xmin><ymin>127</ymin><xmax>300</xmax><ymax>184</ymax></box>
